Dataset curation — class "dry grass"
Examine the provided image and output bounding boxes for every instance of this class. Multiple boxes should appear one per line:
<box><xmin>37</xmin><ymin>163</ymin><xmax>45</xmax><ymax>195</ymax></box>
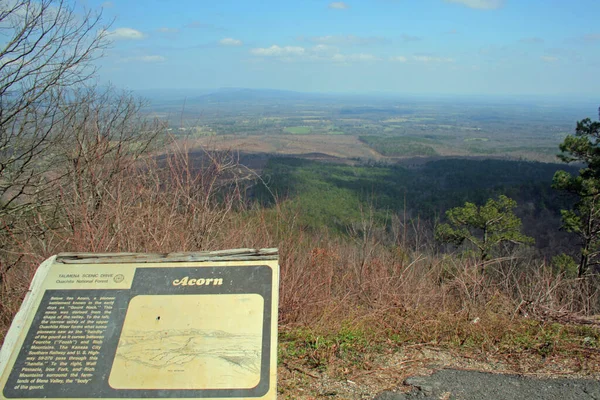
<box><xmin>187</xmin><ymin>134</ymin><xmax>382</xmax><ymax>161</ymax></box>
<box><xmin>1</xmin><ymin>140</ymin><xmax>600</xmax><ymax>389</ymax></box>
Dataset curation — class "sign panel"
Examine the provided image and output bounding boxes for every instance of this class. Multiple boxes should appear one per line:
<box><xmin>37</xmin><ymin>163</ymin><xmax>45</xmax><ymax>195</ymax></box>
<box><xmin>0</xmin><ymin>251</ymin><xmax>279</xmax><ymax>400</ymax></box>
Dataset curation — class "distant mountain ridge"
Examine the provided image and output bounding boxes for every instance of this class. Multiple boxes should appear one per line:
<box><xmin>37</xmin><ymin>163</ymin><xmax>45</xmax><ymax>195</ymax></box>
<box><xmin>136</xmin><ymin>87</ymin><xmax>599</xmax><ymax>110</ymax></box>
<box><xmin>136</xmin><ymin>87</ymin><xmax>330</xmax><ymax>105</ymax></box>
<box><xmin>187</xmin><ymin>87</ymin><xmax>323</xmax><ymax>103</ymax></box>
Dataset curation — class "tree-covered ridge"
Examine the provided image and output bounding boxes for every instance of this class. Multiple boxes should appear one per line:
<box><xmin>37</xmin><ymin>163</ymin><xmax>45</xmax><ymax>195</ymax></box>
<box><xmin>359</xmin><ymin>135</ymin><xmax>438</xmax><ymax>157</ymax></box>
<box><xmin>256</xmin><ymin>157</ymin><xmax>577</xmax><ymax>252</ymax></box>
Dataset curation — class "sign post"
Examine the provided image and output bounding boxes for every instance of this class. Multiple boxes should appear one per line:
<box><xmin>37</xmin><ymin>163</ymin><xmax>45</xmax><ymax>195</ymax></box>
<box><xmin>0</xmin><ymin>249</ymin><xmax>279</xmax><ymax>399</ymax></box>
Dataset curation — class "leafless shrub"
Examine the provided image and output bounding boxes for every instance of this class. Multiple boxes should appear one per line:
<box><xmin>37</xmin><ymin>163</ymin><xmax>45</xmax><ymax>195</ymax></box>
<box><xmin>0</xmin><ymin>0</ymin><xmax>109</xmax><ymax>220</ymax></box>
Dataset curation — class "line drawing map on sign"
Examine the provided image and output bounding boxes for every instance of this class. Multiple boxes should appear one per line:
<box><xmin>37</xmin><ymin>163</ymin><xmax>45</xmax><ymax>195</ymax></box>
<box><xmin>109</xmin><ymin>294</ymin><xmax>264</xmax><ymax>390</ymax></box>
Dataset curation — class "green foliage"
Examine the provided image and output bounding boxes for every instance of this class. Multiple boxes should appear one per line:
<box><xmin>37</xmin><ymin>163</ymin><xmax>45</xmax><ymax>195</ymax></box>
<box><xmin>255</xmin><ymin>157</ymin><xmax>390</xmax><ymax>232</ymax></box>
<box><xmin>255</xmin><ymin>157</ymin><xmax>576</xmax><ymax>247</ymax></box>
<box><xmin>359</xmin><ymin>135</ymin><xmax>438</xmax><ymax>156</ymax></box>
<box><xmin>284</xmin><ymin>126</ymin><xmax>313</xmax><ymax>134</ymax></box>
<box><xmin>435</xmin><ymin>195</ymin><xmax>534</xmax><ymax>261</ymax></box>
<box><xmin>551</xmin><ymin>253</ymin><xmax>578</xmax><ymax>278</ymax></box>
<box><xmin>278</xmin><ymin>326</ymin><xmax>372</xmax><ymax>371</ymax></box>
<box><xmin>553</xmin><ymin>117</ymin><xmax>600</xmax><ymax>277</ymax></box>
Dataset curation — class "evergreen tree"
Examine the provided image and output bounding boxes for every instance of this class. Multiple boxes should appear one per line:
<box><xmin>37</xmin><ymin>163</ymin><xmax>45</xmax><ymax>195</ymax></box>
<box><xmin>435</xmin><ymin>195</ymin><xmax>534</xmax><ymax>264</ymax></box>
<box><xmin>553</xmin><ymin>116</ymin><xmax>600</xmax><ymax>277</ymax></box>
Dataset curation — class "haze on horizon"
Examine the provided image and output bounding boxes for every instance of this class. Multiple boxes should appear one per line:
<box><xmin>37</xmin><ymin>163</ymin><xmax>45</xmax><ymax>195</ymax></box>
<box><xmin>94</xmin><ymin>0</ymin><xmax>600</xmax><ymax>98</ymax></box>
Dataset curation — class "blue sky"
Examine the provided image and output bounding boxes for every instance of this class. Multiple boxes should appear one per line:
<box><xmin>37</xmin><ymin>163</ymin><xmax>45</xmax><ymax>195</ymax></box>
<box><xmin>90</xmin><ymin>0</ymin><xmax>600</xmax><ymax>96</ymax></box>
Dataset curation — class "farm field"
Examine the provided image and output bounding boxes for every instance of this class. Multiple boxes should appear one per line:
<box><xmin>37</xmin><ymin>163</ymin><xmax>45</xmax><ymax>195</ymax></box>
<box><xmin>185</xmin><ymin>134</ymin><xmax>382</xmax><ymax>162</ymax></box>
<box><xmin>146</xmin><ymin>89</ymin><xmax>593</xmax><ymax>164</ymax></box>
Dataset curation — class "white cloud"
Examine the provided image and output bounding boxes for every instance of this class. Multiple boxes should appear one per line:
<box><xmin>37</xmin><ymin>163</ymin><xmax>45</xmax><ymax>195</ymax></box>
<box><xmin>251</xmin><ymin>45</ymin><xmax>306</xmax><ymax>57</ymax></box>
<box><xmin>219</xmin><ymin>38</ymin><xmax>243</xmax><ymax>46</ymax></box>
<box><xmin>140</xmin><ymin>55</ymin><xmax>166</xmax><ymax>62</ymax></box>
<box><xmin>541</xmin><ymin>56</ymin><xmax>558</xmax><ymax>63</ymax></box>
<box><xmin>444</xmin><ymin>0</ymin><xmax>504</xmax><ymax>10</ymax></box>
<box><xmin>250</xmin><ymin>43</ymin><xmax>381</xmax><ymax>64</ymax></box>
<box><xmin>305</xmin><ymin>35</ymin><xmax>385</xmax><ymax>46</ymax></box>
<box><xmin>101</xmin><ymin>1</ymin><xmax>113</xmax><ymax>8</ymax></box>
<box><xmin>329</xmin><ymin>2</ymin><xmax>350</xmax><ymax>9</ymax></box>
<box><xmin>413</xmin><ymin>55</ymin><xmax>455</xmax><ymax>63</ymax></box>
<box><xmin>332</xmin><ymin>53</ymin><xmax>378</xmax><ymax>63</ymax></box>
<box><xmin>312</xmin><ymin>44</ymin><xmax>338</xmax><ymax>53</ymax></box>
<box><xmin>390</xmin><ymin>55</ymin><xmax>453</xmax><ymax>64</ymax></box>
<box><xmin>346</xmin><ymin>53</ymin><xmax>379</xmax><ymax>61</ymax></box>
<box><xmin>401</xmin><ymin>34</ymin><xmax>422</xmax><ymax>42</ymax></box>
<box><xmin>136</xmin><ymin>55</ymin><xmax>166</xmax><ymax>63</ymax></box>
<box><xmin>157</xmin><ymin>27</ymin><xmax>179</xmax><ymax>34</ymax></box>
<box><xmin>351</xmin><ymin>53</ymin><xmax>378</xmax><ymax>61</ymax></box>
<box><xmin>106</xmin><ymin>28</ymin><xmax>145</xmax><ymax>40</ymax></box>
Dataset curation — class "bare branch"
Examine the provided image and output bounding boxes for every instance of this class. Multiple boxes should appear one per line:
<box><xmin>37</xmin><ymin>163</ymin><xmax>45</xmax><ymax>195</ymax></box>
<box><xmin>0</xmin><ymin>0</ymin><xmax>110</xmax><ymax>220</ymax></box>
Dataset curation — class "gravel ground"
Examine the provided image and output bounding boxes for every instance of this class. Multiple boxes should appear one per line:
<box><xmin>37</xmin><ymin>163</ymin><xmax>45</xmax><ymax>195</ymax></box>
<box><xmin>374</xmin><ymin>369</ymin><xmax>600</xmax><ymax>400</ymax></box>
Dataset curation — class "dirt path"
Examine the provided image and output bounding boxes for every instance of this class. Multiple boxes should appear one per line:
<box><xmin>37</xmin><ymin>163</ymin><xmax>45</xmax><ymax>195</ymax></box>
<box><xmin>375</xmin><ymin>369</ymin><xmax>600</xmax><ymax>399</ymax></box>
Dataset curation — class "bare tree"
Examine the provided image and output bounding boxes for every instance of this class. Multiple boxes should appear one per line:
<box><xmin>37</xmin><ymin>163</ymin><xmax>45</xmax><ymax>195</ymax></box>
<box><xmin>0</xmin><ymin>0</ymin><xmax>108</xmax><ymax>219</ymax></box>
<box><xmin>58</xmin><ymin>85</ymin><xmax>163</xmax><ymax>222</ymax></box>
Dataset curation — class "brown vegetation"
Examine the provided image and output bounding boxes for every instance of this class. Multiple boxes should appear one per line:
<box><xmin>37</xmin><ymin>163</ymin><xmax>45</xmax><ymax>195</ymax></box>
<box><xmin>3</xmin><ymin>140</ymin><xmax>600</xmax><ymax>347</ymax></box>
<box><xmin>188</xmin><ymin>134</ymin><xmax>383</xmax><ymax>163</ymax></box>
<box><xmin>2</xmin><ymin>138</ymin><xmax>600</xmax><ymax>399</ymax></box>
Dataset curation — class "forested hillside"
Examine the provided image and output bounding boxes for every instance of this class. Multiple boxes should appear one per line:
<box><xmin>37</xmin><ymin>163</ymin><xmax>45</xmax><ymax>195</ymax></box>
<box><xmin>256</xmin><ymin>157</ymin><xmax>579</xmax><ymax>255</ymax></box>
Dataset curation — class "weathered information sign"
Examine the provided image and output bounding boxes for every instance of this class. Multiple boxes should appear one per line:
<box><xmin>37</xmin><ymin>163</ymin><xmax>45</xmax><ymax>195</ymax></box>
<box><xmin>0</xmin><ymin>249</ymin><xmax>279</xmax><ymax>400</ymax></box>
